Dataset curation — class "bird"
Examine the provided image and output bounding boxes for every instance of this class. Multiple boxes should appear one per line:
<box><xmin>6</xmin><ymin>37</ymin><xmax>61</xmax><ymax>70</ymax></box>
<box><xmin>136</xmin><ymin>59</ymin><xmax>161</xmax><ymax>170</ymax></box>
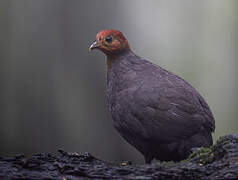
<box><xmin>89</xmin><ymin>30</ymin><xmax>215</xmax><ymax>163</ymax></box>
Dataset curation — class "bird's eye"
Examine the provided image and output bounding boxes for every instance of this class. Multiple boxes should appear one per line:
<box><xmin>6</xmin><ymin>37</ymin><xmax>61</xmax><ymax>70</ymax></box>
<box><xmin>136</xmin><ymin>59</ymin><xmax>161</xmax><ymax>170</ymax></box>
<box><xmin>105</xmin><ymin>35</ymin><xmax>113</xmax><ymax>43</ymax></box>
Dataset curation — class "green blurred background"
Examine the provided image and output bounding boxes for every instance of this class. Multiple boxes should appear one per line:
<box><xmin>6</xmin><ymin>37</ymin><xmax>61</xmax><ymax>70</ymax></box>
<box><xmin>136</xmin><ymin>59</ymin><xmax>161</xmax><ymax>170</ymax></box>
<box><xmin>0</xmin><ymin>0</ymin><xmax>237</xmax><ymax>163</ymax></box>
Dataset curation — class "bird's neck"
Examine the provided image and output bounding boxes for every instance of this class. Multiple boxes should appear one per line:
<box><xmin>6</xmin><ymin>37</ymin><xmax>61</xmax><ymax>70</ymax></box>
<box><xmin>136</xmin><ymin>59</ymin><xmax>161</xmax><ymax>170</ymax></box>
<box><xmin>106</xmin><ymin>49</ymin><xmax>134</xmax><ymax>71</ymax></box>
<box><xmin>106</xmin><ymin>50</ymin><xmax>138</xmax><ymax>87</ymax></box>
<box><xmin>106</xmin><ymin>50</ymin><xmax>136</xmax><ymax>102</ymax></box>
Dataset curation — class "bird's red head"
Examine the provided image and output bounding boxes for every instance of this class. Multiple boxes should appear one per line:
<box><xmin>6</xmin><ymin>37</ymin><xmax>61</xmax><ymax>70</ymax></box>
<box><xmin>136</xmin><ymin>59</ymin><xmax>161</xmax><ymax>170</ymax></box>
<box><xmin>89</xmin><ymin>30</ymin><xmax>130</xmax><ymax>56</ymax></box>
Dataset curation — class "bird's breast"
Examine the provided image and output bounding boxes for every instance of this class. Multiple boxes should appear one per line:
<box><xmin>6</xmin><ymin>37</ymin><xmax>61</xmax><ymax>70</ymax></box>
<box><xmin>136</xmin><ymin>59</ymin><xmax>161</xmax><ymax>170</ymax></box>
<box><xmin>106</xmin><ymin>67</ymin><xmax>137</xmax><ymax>112</ymax></box>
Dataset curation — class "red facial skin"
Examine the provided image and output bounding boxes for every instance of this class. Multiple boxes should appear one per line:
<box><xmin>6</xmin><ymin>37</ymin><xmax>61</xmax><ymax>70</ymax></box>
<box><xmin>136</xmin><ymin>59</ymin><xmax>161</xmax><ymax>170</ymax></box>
<box><xmin>95</xmin><ymin>30</ymin><xmax>130</xmax><ymax>55</ymax></box>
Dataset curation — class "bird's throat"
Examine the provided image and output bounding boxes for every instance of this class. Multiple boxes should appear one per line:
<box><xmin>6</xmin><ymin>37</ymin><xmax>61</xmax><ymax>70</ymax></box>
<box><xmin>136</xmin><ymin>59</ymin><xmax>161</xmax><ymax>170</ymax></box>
<box><xmin>106</xmin><ymin>58</ymin><xmax>112</xmax><ymax>72</ymax></box>
<box><xmin>105</xmin><ymin>49</ymin><xmax>131</xmax><ymax>71</ymax></box>
<box><xmin>106</xmin><ymin>54</ymin><xmax>118</xmax><ymax>72</ymax></box>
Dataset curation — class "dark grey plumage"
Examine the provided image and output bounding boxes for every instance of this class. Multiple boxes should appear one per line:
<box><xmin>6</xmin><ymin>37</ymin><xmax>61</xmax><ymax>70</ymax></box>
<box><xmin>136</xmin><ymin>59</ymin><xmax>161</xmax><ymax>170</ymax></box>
<box><xmin>106</xmin><ymin>50</ymin><xmax>215</xmax><ymax>163</ymax></box>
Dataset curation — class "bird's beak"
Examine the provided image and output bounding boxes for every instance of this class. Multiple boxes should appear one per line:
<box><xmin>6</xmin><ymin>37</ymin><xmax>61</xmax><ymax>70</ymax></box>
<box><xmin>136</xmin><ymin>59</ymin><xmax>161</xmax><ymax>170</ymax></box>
<box><xmin>89</xmin><ymin>41</ymin><xmax>101</xmax><ymax>51</ymax></box>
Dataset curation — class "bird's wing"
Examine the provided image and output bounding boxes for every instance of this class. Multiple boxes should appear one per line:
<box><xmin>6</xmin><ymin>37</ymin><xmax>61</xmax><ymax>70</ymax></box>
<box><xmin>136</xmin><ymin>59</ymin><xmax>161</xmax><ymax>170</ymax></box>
<box><xmin>123</xmin><ymin>69</ymin><xmax>215</xmax><ymax>143</ymax></box>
